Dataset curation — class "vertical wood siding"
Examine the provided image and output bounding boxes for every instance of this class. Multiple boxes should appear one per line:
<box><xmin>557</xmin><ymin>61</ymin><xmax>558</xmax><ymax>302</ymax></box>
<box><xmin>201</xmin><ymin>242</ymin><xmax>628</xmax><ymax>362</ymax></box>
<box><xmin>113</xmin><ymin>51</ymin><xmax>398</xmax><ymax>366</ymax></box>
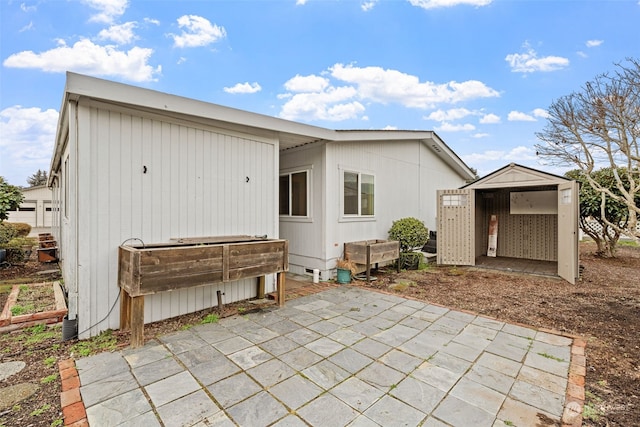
<box><xmin>74</xmin><ymin>102</ymin><xmax>277</xmax><ymax>337</ymax></box>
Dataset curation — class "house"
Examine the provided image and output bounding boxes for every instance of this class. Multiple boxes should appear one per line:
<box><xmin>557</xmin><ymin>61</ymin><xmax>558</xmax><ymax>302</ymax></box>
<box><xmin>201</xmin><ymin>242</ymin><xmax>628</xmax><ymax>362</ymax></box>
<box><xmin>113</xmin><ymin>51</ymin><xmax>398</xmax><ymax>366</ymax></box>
<box><xmin>49</xmin><ymin>72</ymin><xmax>474</xmax><ymax>338</ymax></box>
<box><xmin>6</xmin><ymin>185</ymin><xmax>53</xmax><ymax>232</ymax></box>
<box><xmin>279</xmin><ymin>132</ymin><xmax>475</xmax><ymax>280</ymax></box>
<box><xmin>436</xmin><ymin>163</ymin><xmax>579</xmax><ymax>284</ymax></box>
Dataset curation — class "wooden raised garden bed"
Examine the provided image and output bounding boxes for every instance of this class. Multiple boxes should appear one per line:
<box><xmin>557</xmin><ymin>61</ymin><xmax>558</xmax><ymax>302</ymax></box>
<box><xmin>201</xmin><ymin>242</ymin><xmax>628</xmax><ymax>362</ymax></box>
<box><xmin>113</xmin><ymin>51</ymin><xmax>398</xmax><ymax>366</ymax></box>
<box><xmin>118</xmin><ymin>236</ymin><xmax>288</xmax><ymax>347</ymax></box>
<box><xmin>344</xmin><ymin>239</ymin><xmax>400</xmax><ymax>282</ymax></box>
<box><xmin>0</xmin><ymin>282</ymin><xmax>67</xmax><ymax>331</ymax></box>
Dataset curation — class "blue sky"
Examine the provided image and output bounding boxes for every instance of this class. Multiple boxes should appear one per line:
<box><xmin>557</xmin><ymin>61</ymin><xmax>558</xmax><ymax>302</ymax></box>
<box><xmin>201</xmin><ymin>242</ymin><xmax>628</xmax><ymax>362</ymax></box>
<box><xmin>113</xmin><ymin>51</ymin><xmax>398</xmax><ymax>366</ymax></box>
<box><xmin>1</xmin><ymin>0</ymin><xmax>639</xmax><ymax>186</ymax></box>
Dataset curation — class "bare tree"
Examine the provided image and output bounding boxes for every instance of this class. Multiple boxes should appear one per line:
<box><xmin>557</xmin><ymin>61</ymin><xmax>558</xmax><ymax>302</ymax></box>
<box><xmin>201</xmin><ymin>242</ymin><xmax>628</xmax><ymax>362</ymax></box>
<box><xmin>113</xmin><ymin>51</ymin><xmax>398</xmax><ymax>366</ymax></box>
<box><xmin>535</xmin><ymin>58</ymin><xmax>640</xmax><ymax>242</ymax></box>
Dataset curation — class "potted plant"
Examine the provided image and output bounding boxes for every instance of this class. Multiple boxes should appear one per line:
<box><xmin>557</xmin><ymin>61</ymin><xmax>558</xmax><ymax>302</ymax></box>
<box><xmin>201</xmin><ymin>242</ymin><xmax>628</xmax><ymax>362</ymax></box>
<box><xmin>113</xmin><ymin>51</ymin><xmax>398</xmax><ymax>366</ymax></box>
<box><xmin>388</xmin><ymin>217</ymin><xmax>429</xmax><ymax>270</ymax></box>
<box><xmin>336</xmin><ymin>258</ymin><xmax>357</xmax><ymax>283</ymax></box>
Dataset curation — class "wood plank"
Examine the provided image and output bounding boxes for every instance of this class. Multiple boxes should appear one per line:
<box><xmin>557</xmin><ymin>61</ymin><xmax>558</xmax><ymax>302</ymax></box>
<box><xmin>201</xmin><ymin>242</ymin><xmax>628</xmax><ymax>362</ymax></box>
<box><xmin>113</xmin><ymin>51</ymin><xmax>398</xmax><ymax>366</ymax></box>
<box><xmin>277</xmin><ymin>272</ymin><xmax>285</xmax><ymax>307</ymax></box>
<box><xmin>170</xmin><ymin>235</ymin><xmax>260</xmax><ymax>244</ymax></box>
<box><xmin>130</xmin><ymin>296</ymin><xmax>145</xmax><ymax>348</ymax></box>
<box><xmin>257</xmin><ymin>276</ymin><xmax>265</xmax><ymax>299</ymax></box>
<box><xmin>120</xmin><ymin>288</ymin><xmax>131</xmax><ymax>330</ymax></box>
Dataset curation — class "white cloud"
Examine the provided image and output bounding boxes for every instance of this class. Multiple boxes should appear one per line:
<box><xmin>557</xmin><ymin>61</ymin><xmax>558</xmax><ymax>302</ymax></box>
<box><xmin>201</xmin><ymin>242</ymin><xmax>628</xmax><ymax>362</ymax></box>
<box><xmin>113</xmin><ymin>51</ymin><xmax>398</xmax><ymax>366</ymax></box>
<box><xmin>98</xmin><ymin>22</ymin><xmax>137</xmax><ymax>44</ymax></box>
<box><xmin>479</xmin><ymin>113</ymin><xmax>500</xmax><ymax>124</ymax></box>
<box><xmin>284</xmin><ymin>74</ymin><xmax>330</xmax><ymax>92</ymax></box>
<box><xmin>3</xmin><ymin>38</ymin><xmax>161</xmax><ymax>82</ymax></box>
<box><xmin>224</xmin><ymin>82</ymin><xmax>262</xmax><ymax>94</ymax></box>
<box><xmin>170</xmin><ymin>15</ymin><xmax>226</xmax><ymax>48</ymax></box>
<box><xmin>279</xmin><ymin>86</ymin><xmax>364</xmax><ymax>121</ymax></box>
<box><xmin>504</xmin><ymin>145</ymin><xmax>537</xmax><ymax>161</ymax></box>
<box><xmin>426</xmin><ymin>108</ymin><xmax>473</xmax><ymax>121</ymax></box>
<box><xmin>144</xmin><ymin>18</ymin><xmax>160</xmax><ymax>26</ymax></box>
<box><xmin>278</xmin><ymin>63</ymin><xmax>498</xmax><ymax>122</ymax></box>
<box><xmin>532</xmin><ymin>108</ymin><xmax>549</xmax><ymax>118</ymax></box>
<box><xmin>508</xmin><ymin>110</ymin><xmax>536</xmax><ymax>121</ymax></box>
<box><xmin>0</xmin><ymin>106</ymin><xmax>58</xmax><ymax>185</ymax></box>
<box><xmin>362</xmin><ymin>1</ymin><xmax>378</xmax><ymax>11</ymax></box>
<box><xmin>20</xmin><ymin>22</ymin><xmax>34</xmax><ymax>32</ymax></box>
<box><xmin>472</xmin><ymin>133</ymin><xmax>490</xmax><ymax>138</ymax></box>
<box><xmin>408</xmin><ymin>0</ymin><xmax>492</xmax><ymax>9</ymax></box>
<box><xmin>586</xmin><ymin>39</ymin><xmax>603</xmax><ymax>48</ymax></box>
<box><xmin>21</xmin><ymin>3</ymin><xmax>37</xmax><ymax>12</ymax></box>
<box><xmin>330</xmin><ymin>63</ymin><xmax>499</xmax><ymax>108</ymax></box>
<box><xmin>463</xmin><ymin>146</ymin><xmax>536</xmax><ymax>165</ymax></box>
<box><xmin>435</xmin><ymin>122</ymin><xmax>475</xmax><ymax>132</ymax></box>
<box><xmin>81</xmin><ymin>0</ymin><xmax>129</xmax><ymax>24</ymax></box>
<box><xmin>505</xmin><ymin>45</ymin><xmax>569</xmax><ymax>73</ymax></box>
<box><xmin>296</xmin><ymin>0</ymin><xmax>308</xmax><ymax>5</ymax></box>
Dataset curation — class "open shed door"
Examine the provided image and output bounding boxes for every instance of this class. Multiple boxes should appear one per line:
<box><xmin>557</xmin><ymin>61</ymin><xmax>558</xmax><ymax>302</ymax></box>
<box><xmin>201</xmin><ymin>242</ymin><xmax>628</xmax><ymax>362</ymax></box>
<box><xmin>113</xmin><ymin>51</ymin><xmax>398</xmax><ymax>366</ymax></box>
<box><xmin>557</xmin><ymin>181</ymin><xmax>579</xmax><ymax>284</ymax></box>
<box><xmin>437</xmin><ymin>189</ymin><xmax>474</xmax><ymax>266</ymax></box>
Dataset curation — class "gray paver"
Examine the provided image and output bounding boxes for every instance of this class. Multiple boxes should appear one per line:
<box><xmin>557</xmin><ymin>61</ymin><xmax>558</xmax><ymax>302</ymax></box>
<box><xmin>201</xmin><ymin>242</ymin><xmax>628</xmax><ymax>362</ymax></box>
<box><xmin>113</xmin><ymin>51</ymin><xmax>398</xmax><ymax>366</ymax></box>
<box><xmin>509</xmin><ymin>380</ymin><xmax>565</xmax><ymax>415</ymax></box>
<box><xmin>432</xmin><ymin>395</ymin><xmax>494</xmax><ymax>427</ymax></box>
<box><xmin>85</xmin><ymin>388</ymin><xmax>152</xmax><ymax>426</ymax></box>
<box><xmin>227</xmin><ymin>391</ymin><xmax>289</xmax><ymax>426</ymax></box>
<box><xmin>330</xmin><ymin>377</ymin><xmax>385</xmax><ymax>411</ymax></box>
<box><xmin>496</xmin><ymin>397</ymin><xmax>560</xmax><ymax>427</ymax></box>
<box><xmin>122</xmin><ymin>341</ymin><xmax>170</xmax><ymax>368</ymax></box>
<box><xmin>357</xmin><ymin>361</ymin><xmax>405</xmax><ymax>391</ymax></box>
<box><xmin>363</xmin><ymin>395</ymin><xmax>426</xmax><ymax>426</ymax></box>
<box><xmin>118</xmin><ymin>410</ymin><xmax>161</xmax><ymax>427</ymax></box>
<box><xmin>390</xmin><ymin>376</ymin><xmax>445</xmax><ymax>413</ymax></box>
<box><xmin>227</xmin><ymin>345</ymin><xmax>272</xmax><ymax>369</ymax></box>
<box><xmin>159</xmin><ymin>330</ymin><xmax>209</xmax><ymax>354</ymax></box>
<box><xmin>269</xmin><ymin>374</ymin><xmax>323</xmax><ymax>410</ymax></box>
<box><xmin>305</xmin><ymin>336</ymin><xmax>346</xmax><ymax>357</ymax></box>
<box><xmin>411</xmin><ymin>362</ymin><xmax>461</xmax><ymax>393</ymax></box>
<box><xmin>207</xmin><ymin>372</ymin><xmax>262</xmax><ymax>407</ymax></box>
<box><xmin>212</xmin><ymin>336</ymin><xmax>253</xmax><ymax>355</ymax></box>
<box><xmin>302</xmin><ymin>359</ymin><xmax>350</xmax><ymax>389</ymax></box>
<box><xmin>278</xmin><ymin>346</ymin><xmax>323</xmax><ymax>371</ymax></box>
<box><xmin>156</xmin><ymin>390</ymin><xmax>221</xmax><ymax>427</ymax></box>
<box><xmin>77</xmin><ymin>351</ymin><xmax>130</xmax><ymax>385</ymax></box>
<box><xmin>145</xmin><ymin>371</ymin><xmax>200</xmax><ymax>407</ymax></box>
<box><xmin>428</xmin><ymin>351</ymin><xmax>472</xmax><ymax>375</ymax></box>
<box><xmin>176</xmin><ymin>344</ymin><xmax>223</xmax><ymax>367</ymax></box>
<box><xmin>465</xmin><ymin>364</ymin><xmax>516</xmax><ymax>395</ymax></box>
<box><xmin>298</xmin><ymin>393</ymin><xmax>359</xmax><ymax>427</ymax></box>
<box><xmin>379</xmin><ymin>349</ymin><xmax>422</xmax><ymax>374</ymax></box>
<box><xmin>352</xmin><ymin>337</ymin><xmax>392</xmax><ymax>359</ymax></box>
<box><xmin>131</xmin><ymin>355</ymin><xmax>184</xmax><ymax>386</ymax></box>
<box><xmin>246</xmin><ymin>357</ymin><xmax>295</xmax><ymax>387</ymax></box>
<box><xmin>329</xmin><ymin>348</ymin><xmax>374</xmax><ymax>374</ymax></box>
<box><xmin>259</xmin><ymin>335</ymin><xmax>300</xmax><ymax>356</ymax></box>
<box><xmin>80</xmin><ymin>369</ymin><xmax>138</xmax><ymax>408</ymax></box>
<box><xmin>450</xmin><ymin>377</ymin><xmax>506</xmax><ymax>415</ymax></box>
<box><xmin>188</xmin><ymin>356</ymin><xmax>241</xmax><ymax>385</ymax></box>
<box><xmin>517</xmin><ymin>365</ymin><xmax>567</xmax><ymax>395</ymax></box>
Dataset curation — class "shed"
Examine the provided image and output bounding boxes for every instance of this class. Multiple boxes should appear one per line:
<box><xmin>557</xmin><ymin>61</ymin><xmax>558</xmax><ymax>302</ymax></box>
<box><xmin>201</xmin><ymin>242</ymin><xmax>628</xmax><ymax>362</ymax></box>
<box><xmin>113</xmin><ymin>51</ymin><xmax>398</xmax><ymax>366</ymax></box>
<box><xmin>436</xmin><ymin>163</ymin><xmax>579</xmax><ymax>284</ymax></box>
<box><xmin>6</xmin><ymin>185</ymin><xmax>53</xmax><ymax>230</ymax></box>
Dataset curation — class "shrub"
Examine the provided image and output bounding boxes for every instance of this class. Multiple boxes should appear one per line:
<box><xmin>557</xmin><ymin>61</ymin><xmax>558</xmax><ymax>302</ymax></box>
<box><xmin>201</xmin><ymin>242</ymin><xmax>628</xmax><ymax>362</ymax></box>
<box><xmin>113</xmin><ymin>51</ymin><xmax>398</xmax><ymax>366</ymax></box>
<box><xmin>11</xmin><ymin>222</ymin><xmax>31</xmax><ymax>237</ymax></box>
<box><xmin>388</xmin><ymin>217</ymin><xmax>429</xmax><ymax>252</ymax></box>
<box><xmin>0</xmin><ymin>222</ymin><xmax>17</xmax><ymax>246</ymax></box>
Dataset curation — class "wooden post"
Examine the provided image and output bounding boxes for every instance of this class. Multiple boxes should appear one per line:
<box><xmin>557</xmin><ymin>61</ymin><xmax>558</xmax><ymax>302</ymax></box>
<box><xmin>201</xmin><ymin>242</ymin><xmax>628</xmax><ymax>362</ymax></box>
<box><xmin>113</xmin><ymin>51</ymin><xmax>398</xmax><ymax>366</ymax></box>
<box><xmin>130</xmin><ymin>296</ymin><xmax>145</xmax><ymax>348</ymax></box>
<box><xmin>217</xmin><ymin>290</ymin><xmax>224</xmax><ymax>314</ymax></box>
<box><xmin>257</xmin><ymin>276</ymin><xmax>265</xmax><ymax>299</ymax></box>
<box><xmin>119</xmin><ymin>288</ymin><xmax>131</xmax><ymax>330</ymax></box>
<box><xmin>277</xmin><ymin>272</ymin><xmax>286</xmax><ymax>307</ymax></box>
<box><xmin>366</xmin><ymin>244</ymin><xmax>371</xmax><ymax>283</ymax></box>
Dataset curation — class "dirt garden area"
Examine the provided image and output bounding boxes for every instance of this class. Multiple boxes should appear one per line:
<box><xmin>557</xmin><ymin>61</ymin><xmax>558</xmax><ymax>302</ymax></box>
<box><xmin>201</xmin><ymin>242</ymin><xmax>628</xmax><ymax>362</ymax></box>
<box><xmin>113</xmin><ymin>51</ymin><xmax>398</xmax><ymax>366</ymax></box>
<box><xmin>0</xmin><ymin>240</ymin><xmax>638</xmax><ymax>427</ymax></box>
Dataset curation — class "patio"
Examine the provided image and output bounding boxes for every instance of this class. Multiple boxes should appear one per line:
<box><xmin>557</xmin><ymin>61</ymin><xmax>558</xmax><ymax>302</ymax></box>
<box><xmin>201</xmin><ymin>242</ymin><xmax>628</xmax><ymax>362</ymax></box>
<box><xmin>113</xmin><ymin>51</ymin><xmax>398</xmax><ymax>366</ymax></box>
<box><xmin>63</xmin><ymin>282</ymin><xmax>584</xmax><ymax>426</ymax></box>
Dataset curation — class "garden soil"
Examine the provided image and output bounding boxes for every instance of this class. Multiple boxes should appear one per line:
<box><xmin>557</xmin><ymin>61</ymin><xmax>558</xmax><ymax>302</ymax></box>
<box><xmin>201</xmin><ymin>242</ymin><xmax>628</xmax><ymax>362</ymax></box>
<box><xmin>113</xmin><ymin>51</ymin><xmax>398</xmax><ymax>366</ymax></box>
<box><xmin>0</xmin><ymin>241</ymin><xmax>638</xmax><ymax>427</ymax></box>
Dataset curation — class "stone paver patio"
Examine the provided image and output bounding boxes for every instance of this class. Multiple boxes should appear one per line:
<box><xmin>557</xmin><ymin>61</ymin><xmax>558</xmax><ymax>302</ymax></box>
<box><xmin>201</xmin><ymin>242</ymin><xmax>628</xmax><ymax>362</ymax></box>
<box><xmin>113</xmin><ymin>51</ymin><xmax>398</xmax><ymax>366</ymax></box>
<box><xmin>65</xmin><ymin>285</ymin><xmax>585</xmax><ymax>426</ymax></box>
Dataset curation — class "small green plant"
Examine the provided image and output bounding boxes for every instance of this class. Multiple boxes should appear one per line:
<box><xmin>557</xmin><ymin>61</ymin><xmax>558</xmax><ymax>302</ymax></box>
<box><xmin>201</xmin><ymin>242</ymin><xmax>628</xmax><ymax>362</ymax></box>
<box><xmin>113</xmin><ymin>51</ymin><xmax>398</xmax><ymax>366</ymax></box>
<box><xmin>583</xmin><ymin>401</ymin><xmax>602</xmax><ymax>421</ymax></box>
<box><xmin>201</xmin><ymin>313</ymin><xmax>219</xmax><ymax>324</ymax></box>
<box><xmin>388</xmin><ymin>217</ymin><xmax>429</xmax><ymax>252</ymax></box>
<box><xmin>19</xmin><ymin>284</ymin><xmax>29</xmax><ymax>291</ymax></box>
<box><xmin>503</xmin><ymin>421</ymin><xmax>514</xmax><ymax>427</ymax></box>
<box><xmin>51</xmin><ymin>418</ymin><xmax>64</xmax><ymax>427</ymax></box>
<box><xmin>537</xmin><ymin>352</ymin><xmax>565</xmax><ymax>362</ymax></box>
<box><xmin>70</xmin><ymin>329</ymin><xmax>117</xmax><ymax>357</ymax></box>
<box><xmin>11</xmin><ymin>304</ymin><xmax>27</xmax><ymax>316</ymax></box>
<box><xmin>30</xmin><ymin>403</ymin><xmax>51</xmax><ymax>416</ymax></box>
<box><xmin>43</xmin><ymin>356</ymin><xmax>57</xmax><ymax>368</ymax></box>
<box><xmin>24</xmin><ymin>324</ymin><xmax>58</xmax><ymax>345</ymax></box>
<box><xmin>41</xmin><ymin>373</ymin><xmax>58</xmax><ymax>384</ymax></box>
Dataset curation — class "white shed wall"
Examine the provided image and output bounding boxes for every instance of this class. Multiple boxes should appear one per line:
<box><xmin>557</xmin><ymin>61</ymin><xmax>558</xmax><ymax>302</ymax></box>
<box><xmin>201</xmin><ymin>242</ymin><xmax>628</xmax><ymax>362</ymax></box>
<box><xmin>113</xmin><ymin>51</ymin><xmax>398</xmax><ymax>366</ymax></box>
<box><xmin>67</xmin><ymin>100</ymin><xmax>278</xmax><ymax>338</ymax></box>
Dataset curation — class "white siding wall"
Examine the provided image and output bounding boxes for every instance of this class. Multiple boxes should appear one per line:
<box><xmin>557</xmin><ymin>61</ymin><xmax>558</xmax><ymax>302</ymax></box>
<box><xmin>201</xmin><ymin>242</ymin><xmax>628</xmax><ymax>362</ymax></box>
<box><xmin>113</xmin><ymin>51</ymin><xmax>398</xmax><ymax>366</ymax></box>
<box><xmin>71</xmin><ymin>100</ymin><xmax>277</xmax><ymax>338</ymax></box>
<box><xmin>279</xmin><ymin>143</ymin><xmax>326</xmax><ymax>277</ymax></box>
<box><xmin>324</xmin><ymin>140</ymin><xmax>468</xmax><ymax>273</ymax></box>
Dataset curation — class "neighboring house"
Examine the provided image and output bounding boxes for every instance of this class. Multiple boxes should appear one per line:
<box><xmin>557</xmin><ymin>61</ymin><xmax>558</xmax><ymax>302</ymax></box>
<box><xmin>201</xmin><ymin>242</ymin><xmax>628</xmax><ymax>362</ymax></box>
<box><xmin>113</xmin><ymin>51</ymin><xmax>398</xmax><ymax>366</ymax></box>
<box><xmin>6</xmin><ymin>185</ymin><xmax>53</xmax><ymax>230</ymax></box>
<box><xmin>280</xmin><ymin>133</ymin><xmax>475</xmax><ymax>280</ymax></box>
<box><xmin>49</xmin><ymin>72</ymin><xmax>474</xmax><ymax>338</ymax></box>
<box><xmin>436</xmin><ymin>163</ymin><xmax>580</xmax><ymax>284</ymax></box>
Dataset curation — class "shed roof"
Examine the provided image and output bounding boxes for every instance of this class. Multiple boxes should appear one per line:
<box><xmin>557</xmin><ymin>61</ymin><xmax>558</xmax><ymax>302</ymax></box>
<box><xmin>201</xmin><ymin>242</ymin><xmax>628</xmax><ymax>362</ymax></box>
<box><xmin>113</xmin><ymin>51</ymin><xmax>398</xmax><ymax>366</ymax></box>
<box><xmin>462</xmin><ymin>163</ymin><xmax>570</xmax><ymax>189</ymax></box>
<box><xmin>50</xmin><ymin>72</ymin><xmax>475</xmax><ymax>181</ymax></box>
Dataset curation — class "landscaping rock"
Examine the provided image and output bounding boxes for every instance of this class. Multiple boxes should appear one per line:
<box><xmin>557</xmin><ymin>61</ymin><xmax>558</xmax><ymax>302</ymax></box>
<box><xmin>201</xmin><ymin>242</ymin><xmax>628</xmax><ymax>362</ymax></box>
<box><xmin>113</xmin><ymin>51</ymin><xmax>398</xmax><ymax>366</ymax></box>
<box><xmin>0</xmin><ymin>361</ymin><xmax>26</xmax><ymax>381</ymax></box>
<box><xmin>0</xmin><ymin>382</ymin><xmax>39</xmax><ymax>410</ymax></box>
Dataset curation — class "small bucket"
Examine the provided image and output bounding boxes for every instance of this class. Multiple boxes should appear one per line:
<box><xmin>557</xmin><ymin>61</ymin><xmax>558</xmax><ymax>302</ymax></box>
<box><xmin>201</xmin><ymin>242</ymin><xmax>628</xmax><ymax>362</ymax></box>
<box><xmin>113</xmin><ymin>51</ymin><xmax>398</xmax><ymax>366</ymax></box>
<box><xmin>62</xmin><ymin>316</ymin><xmax>78</xmax><ymax>341</ymax></box>
<box><xmin>336</xmin><ymin>268</ymin><xmax>351</xmax><ymax>284</ymax></box>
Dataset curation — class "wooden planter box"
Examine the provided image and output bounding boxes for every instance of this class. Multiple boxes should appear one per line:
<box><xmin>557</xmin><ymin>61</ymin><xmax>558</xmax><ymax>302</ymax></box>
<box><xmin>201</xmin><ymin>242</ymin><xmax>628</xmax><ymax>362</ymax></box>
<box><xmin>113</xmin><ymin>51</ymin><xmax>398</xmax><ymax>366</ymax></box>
<box><xmin>118</xmin><ymin>236</ymin><xmax>288</xmax><ymax>347</ymax></box>
<box><xmin>344</xmin><ymin>239</ymin><xmax>400</xmax><ymax>282</ymax></box>
<box><xmin>0</xmin><ymin>282</ymin><xmax>67</xmax><ymax>331</ymax></box>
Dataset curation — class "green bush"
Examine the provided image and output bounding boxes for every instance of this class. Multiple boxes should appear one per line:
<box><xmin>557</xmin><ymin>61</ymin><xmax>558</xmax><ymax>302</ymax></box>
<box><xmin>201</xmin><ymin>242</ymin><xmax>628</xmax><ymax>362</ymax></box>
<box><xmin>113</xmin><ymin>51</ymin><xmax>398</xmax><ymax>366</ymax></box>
<box><xmin>11</xmin><ymin>222</ymin><xmax>31</xmax><ymax>237</ymax></box>
<box><xmin>388</xmin><ymin>217</ymin><xmax>429</xmax><ymax>252</ymax></box>
<box><xmin>0</xmin><ymin>222</ymin><xmax>17</xmax><ymax>246</ymax></box>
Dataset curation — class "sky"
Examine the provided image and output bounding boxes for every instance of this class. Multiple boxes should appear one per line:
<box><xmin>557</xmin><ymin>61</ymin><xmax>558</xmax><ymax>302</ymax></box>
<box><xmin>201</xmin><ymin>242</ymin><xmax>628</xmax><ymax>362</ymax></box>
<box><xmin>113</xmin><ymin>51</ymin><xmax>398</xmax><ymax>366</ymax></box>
<box><xmin>1</xmin><ymin>0</ymin><xmax>639</xmax><ymax>187</ymax></box>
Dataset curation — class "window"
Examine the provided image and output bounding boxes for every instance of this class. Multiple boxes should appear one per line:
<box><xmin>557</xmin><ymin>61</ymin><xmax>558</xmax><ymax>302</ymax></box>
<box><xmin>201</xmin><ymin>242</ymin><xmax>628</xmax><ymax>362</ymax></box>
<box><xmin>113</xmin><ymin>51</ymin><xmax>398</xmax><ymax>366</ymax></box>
<box><xmin>560</xmin><ymin>188</ymin><xmax>572</xmax><ymax>205</ymax></box>
<box><xmin>442</xmin><ymin>194</ymin><xmax>467</xmax><ymax>206</ymax></box>
<box><xmin>343</xmin><ymin>171</ymin><xmax>374</xmax><ymax>216</ymax></box>
<box><xmin>64</xmin><ymin>156</ymin><xmax>69</xmax><ymax>218</ymax></box>
<box><xmin>280</xmin><ymin>170</ymin><xmax>308</xmax><ymax>217</ymax></box>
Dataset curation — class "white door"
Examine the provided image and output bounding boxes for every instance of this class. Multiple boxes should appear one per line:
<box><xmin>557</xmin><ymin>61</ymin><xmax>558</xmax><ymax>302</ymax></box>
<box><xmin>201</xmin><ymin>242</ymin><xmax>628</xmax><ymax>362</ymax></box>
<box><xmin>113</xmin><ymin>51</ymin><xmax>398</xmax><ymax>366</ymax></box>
<box><xmin>557</xmin><ymin>181</ymin><xmax>579</xmax><ymax>284</ymax></box>
<box><xmin>437</xmin><ymin>189</ymin><xmax>475</xmax><ymax>265</ymax></box>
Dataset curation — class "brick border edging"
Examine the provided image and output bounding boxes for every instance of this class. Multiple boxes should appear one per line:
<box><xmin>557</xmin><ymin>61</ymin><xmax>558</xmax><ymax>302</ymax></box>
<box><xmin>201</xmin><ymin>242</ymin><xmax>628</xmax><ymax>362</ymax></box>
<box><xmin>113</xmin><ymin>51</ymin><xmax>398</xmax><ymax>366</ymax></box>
<box><xmin>350</xmin><ymin>283</ymin><xmax>586</xmax><ymax>427</ymax></box>
<box><xmin>58</xmin><ymin>359</ymin><xmax>88</xmax><ymax>426</ymax></box>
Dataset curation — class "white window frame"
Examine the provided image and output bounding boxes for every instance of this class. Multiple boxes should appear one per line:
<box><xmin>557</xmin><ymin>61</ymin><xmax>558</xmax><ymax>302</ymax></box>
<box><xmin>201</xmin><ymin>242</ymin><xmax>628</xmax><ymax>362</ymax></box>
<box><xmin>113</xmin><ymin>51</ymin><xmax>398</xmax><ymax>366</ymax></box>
<box><xmin>341</xmin><ymin>168</ymin><xmax>375</xmax><ymax>219</ymax></box>
<box><xmin>279</xmin><ymin>169</ymin><xmax>310</xmax><ymax>219</ymax></box>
